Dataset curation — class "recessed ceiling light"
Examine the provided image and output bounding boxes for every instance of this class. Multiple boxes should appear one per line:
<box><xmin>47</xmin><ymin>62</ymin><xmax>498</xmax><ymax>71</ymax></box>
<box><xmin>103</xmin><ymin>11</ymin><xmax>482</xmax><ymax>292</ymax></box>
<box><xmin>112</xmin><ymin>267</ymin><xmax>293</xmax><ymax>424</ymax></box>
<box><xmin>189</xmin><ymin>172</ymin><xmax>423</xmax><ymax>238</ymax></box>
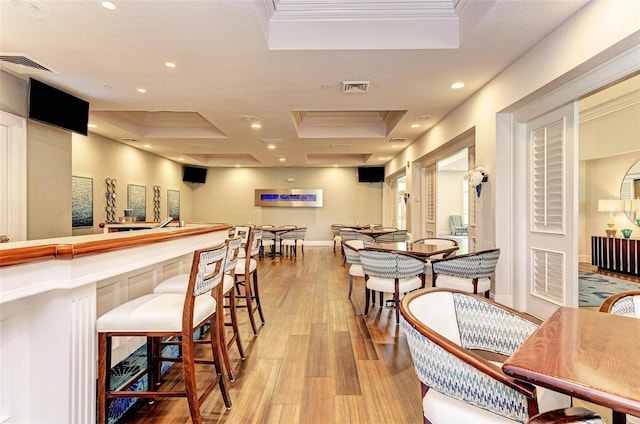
<box><xmin>267</xmin><ymin>145</ymin><xmax>276</xmax><ymax>150</ymax></box>
<box><xmin>240</xmin><ymin>115</ymin><xmax>259</xmax><ymax>121</ymax></box>
<box><xmin>391</xmin><ymin>144</ymin><xmax>399</xmax><ymax>148</ymax></box>
<box><xmin>235</xmin><ymin>164</ymin><xmax>241</xmax><ymax>168</ymax></box>
<box><xmin>378</xmin><ymin>157</ymin><xmax>386</xmax><ymax>161</ymax></box>
<box><xmin>165</xmin><ymin>62</ymin><xmax>176</xmax><ymax>68</ymax></box>
<box><xmin>178</xmin><ymin>157</ymin><xmax>185</xmax><ymax>161</ymax></box>
<box><xmin>279</xmin><ymin>157</ymin><xmax>286</xmax><ymax>162</ymax></box>
<box><xmin>87</xmin><ymin>123</ymin><xmax>97</xmax><ymax>129</ymax></box>
<box><xmin>333</xmin><ymin>164</ymin><xmax>339</xmax><ymax>167</ymax></box>
<box><xmin>410</xmin><ymin>123</ymin><xmax>420</xmax><ymax>128</ymax></box>
<box><xmin>101</xmin><ymin>2</ymin><xmax>116</xmax><ymax>10</ymax></box>
<box><xmin>451</xmin><ymin>82</ymin><xmax>465</xmax><ymax>89</ymax></box>
<box><xmin>251</xmin><ymin>123</ymin><xmax>262</xmax><ymax>129</ymax></box>
<box><xmin>143</xmin><ymin>144</ymin><xmax>151</xmax><ymax>148</ymax></box>
<box><xmin>137</xmin><ymin>88</ymin><xmax>146</xmax><ymax>93</ymax></box>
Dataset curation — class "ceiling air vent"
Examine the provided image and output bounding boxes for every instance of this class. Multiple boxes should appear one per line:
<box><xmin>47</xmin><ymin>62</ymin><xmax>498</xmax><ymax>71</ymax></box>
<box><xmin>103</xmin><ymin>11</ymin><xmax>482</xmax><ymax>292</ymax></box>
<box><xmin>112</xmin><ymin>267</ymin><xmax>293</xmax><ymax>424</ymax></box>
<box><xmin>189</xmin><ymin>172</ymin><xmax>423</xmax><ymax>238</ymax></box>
<box><xmin>390</xmin><ymin>138</ymin><xmax>407</xmax><ymax>143</ymax></box>
<box><xmin>330</xmin><ymin>144</ymin><xmax>351</xmax><ymax>150</ymax></box>
<box><xmin>0</xmin><ymin>54</ymin><xmax>57</xmax><ymax>74</ymax></box>
<box><xmin>342</xmin><ymin>81</ymin><xmax>369</xmax><ymax>94</ymax></box>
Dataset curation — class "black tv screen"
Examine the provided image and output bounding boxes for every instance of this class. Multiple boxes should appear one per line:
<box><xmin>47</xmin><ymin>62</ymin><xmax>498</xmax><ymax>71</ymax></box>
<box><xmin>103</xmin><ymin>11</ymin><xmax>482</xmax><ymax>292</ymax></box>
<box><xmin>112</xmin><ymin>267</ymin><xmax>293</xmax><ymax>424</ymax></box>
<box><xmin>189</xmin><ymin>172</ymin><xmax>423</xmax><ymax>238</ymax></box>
<box><xmin>183</xmin><ymin>166</ymin><xmax>207</xmax><ymax>183</ymax></box>
<box><xmin>28</xmin><ymin>78</ymin><xmax>89</xmax><ymax>136</ymax></box>
<box><xmin>358</xmin><ymin>166</ymin><xmax>385</xmax><ymax>183</ymax></box>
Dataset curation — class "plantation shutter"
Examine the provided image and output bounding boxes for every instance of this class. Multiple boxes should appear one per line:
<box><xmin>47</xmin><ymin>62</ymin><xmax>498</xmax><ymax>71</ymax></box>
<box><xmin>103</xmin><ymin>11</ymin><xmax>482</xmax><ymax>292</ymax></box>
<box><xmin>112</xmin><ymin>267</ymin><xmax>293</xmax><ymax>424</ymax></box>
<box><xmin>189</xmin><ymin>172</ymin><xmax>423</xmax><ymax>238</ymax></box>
<box><xmin>424</xmin><ymin>165</ymin><xmax>436</xmax><ymax>237</ymax></box>
<box><xmin>531</xmin><ymin>119</ymin><xmax>565</xmax><ymax>234</ymax></box>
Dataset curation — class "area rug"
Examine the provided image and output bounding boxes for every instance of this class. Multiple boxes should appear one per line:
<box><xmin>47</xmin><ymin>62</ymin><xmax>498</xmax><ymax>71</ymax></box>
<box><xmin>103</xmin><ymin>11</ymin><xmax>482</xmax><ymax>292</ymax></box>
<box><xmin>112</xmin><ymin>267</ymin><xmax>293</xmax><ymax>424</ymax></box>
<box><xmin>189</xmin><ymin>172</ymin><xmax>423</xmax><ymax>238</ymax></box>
<box><xmin>579</xmin><ymin>271</ymin><xmax>640</xmax><ymax>307</ymax></box>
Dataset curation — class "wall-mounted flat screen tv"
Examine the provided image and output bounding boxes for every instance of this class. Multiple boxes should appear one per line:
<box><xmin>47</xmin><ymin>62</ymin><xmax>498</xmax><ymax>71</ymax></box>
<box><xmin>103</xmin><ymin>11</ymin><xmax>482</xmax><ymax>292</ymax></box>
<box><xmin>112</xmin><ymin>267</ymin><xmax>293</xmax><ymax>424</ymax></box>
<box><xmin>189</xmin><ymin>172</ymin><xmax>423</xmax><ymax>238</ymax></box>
<box><xmin>357</xmin><ymin>166</ymin><xmax>385</xmax><ymax>183</ymax></box>
<box><xmin>183</xmin><ymin>166</ymin><xmax>207</xmax><ymax>183</ymax></box>
<box><xmin>28</xmin><ymin>78</ymin><xmax>90</xmax><ymax>136</ymax></box>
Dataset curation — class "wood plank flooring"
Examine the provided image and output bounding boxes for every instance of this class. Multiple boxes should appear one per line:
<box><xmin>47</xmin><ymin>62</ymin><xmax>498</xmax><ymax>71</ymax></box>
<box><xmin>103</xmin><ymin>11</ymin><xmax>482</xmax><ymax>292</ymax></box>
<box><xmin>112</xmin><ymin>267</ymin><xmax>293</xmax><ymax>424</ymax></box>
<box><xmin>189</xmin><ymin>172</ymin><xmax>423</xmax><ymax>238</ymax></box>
<box><xmin>119</xmin><ymin>247</ymin><xmax>423</xmax><ymax>423</ymax></box>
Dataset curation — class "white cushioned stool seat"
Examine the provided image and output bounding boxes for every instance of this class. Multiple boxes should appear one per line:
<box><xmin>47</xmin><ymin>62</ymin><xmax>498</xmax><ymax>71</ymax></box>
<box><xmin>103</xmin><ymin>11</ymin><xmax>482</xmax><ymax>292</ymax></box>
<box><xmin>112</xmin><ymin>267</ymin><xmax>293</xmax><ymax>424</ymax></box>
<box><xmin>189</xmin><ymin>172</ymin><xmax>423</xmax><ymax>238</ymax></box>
<box><xmin>434</xmin><ymin>274</ymin><xmax>491</xmax><ymax>294</ymax></box>
<box><xmin>424</xmin><ymin>389</ymin><xmax>518</xmax><ymax>423</ymax></box>
<box><xmin>235</xmin><ymin>258</ymin><xmax>256</xmax><ymax>275</ymax></box>
<box><xmin>366</xmin><ymin>275</ymin><xmax>422</xmax><ymax>293</ymax></box>
<box><xmin>96</xmin><ymin>293</ymin><xmax>215</xmax><ymax>333</ymax></box>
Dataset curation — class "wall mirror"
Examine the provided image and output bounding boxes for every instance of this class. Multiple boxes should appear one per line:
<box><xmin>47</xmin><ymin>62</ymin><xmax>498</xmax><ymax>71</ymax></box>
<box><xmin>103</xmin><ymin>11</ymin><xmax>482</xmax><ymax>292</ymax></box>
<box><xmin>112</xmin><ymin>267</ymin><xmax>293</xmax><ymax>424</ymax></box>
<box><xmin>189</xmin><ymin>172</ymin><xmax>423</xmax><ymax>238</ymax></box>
<box><xmin>620</xmin><ymin>159</ymin><xmax>640</xmax><ymax>222</ymax></box>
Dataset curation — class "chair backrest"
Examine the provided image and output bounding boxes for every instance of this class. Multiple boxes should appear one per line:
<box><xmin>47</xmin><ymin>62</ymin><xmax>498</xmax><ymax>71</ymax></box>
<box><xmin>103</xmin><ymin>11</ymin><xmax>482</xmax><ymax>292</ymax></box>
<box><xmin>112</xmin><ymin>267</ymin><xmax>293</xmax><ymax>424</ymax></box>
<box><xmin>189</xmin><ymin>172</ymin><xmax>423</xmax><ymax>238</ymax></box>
<box><xmin>431</xmin><ymin>248</ymin><xmax>500</xmax><ymax>279</ymax></box>
<box><xmin>449</xmin><ymin>215</ymin><xmax>463</xmax><ymax>226</ymax></box>
<box><xmin>261</xmin><ymin>230</ymin><xmax>276</xmax><ymax>241</ymax></box>
<box><xmin>224</xmin><ymin>237</ymin><xmax>242</xmax><ymax>274</ymax></box>
<box><xmin>340</xmin><ymin>229</ymin><xmax>375</xmax><ymax>242</ymax></box>
<box><xmin>281</xmin><ymin>224</ymin><xmax>297</xmax><ymax>229</ymax></box>
<box><xmin>599</xmin><ymin>290</ymin><xmax>640</xmax><ymax>318</ymax></box>
<box><xmin>247</xmin><ymin>228</ymin><xmax>262</xmax><ymax>257</ymax></box>
<box><xmin>342</xmin><ymin>239</ymin><xmax>364</xmax><ymax>265</ymax></box>
<box><xmin>280</xmin><ymin>227</ymin><xmax>306</xmax><ymax>240</ymax></box>
<box><xmin>331</xmin><ymin>224</ymin><xmax>345</xmax><ymax>236</ymax></box>
<box><xmin>400</xmin><ymin>288</ymin><xmax>541</xmax><ymax>423</ymax></box>
<box><xmin>359</xmin><ymin>248</ymin><xmax>424</xmax><ymax>279</ymax></box>
<box><xmin>374</xmin><ymin>229</ymin><xmax>408</xmax><ymax>242</ymax></box>
<box><xmin>234</xmin><ymin>225</ymin><xmax>251</xmax><ymax>244</ymax></box>
<box><xmin>188</xmin><ymin>243</ymin><xmax>227</xmax><ymax>298</ymax></box>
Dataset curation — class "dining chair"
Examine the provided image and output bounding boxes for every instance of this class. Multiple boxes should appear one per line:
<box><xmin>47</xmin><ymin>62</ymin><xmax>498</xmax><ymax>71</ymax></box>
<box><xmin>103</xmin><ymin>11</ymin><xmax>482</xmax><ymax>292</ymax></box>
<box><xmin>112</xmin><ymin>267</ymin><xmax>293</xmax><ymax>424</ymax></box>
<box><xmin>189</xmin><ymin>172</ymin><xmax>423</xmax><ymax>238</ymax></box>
<box><xmin>400</xmin><ymin>287</ymin><xmax>571</xmax><ymax>424</ymax></box>
<box><xmin>430</xmin><ymin>248</ymin><xmax>500</xmax><ymax>298</ymax></box>
<box><xmin>233</xmin><ymin>225</ymin><xmax>251</xmax><ymax>258</ymax></box>
<box><xmin>153</xmin><ymin>238</ymin><xmax>245</xmax><ymax>382</ymax></box>
<box><xmin>599</xmin><ymin>289</ymin><xmax>640</xmax><ymax>318</ymax></box>
<box><xmin>340</xmin><ymin>229</ymin><xmax>375</xmax><ymax>243</ymax></box>
<box><xmin>96</xmin><ymin>243</ymin><xmax>232</xmax><ymax>424</ymax></box>
<box><xmin>234</xmin><ymin>227</ymin><xmax>265</xmax><ymax>335</ymax></box>
<box><xmin>374</xmin><ymin>229</ymin><xmax>408</xmax><ymax>242</ymax></box>
<box><xmin>260</xmin><ymin>227</ymin><xmax>277</xmax><ymax>257</ymax></box>
<box><xmin>599</xmin><ymin>289</ymin><xmax>640</xmax><ymax>424</ymax></box>
<box><xmin>359</xmin><ymin>247</ymin><xmax>425</xmax><ymax>324</ymax></box>
<box><xmin>280</xmin><ymin>227</ymin><xmax>306</xmax><ymax>257</ymax></box>
<box><xmin>331</xmin><ymin>224</ymin><xmax>346</xmax><ymax>252</ymax></box>
<box><xmin>342</xmin><ymin>239</ymin><xmax>365</xmax><ymax>298</ymax></box>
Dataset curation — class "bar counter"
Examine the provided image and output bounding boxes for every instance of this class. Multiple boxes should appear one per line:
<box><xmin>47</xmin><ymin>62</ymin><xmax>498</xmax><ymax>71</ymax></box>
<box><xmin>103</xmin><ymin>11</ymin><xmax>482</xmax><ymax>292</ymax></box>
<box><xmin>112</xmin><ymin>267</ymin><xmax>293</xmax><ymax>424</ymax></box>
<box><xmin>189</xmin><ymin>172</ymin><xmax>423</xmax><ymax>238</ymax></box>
<box><xmin>0</xmin><ymin>223</ymin><xmax>231</xmax><ymax>423</ymax></box>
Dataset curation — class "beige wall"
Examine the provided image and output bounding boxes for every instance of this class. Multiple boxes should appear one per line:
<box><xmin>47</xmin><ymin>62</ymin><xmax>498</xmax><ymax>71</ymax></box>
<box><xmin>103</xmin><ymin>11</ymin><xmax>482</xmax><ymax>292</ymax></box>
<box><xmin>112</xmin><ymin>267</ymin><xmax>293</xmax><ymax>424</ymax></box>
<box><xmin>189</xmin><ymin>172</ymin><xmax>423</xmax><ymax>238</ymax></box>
<box><xmin>437</xmin><ymin>170</ymin><xmax>466</xmax><ymax>235</ymax></box>
<box><xmin>71</xmin><ymin>131</ymin><xmax>191</xmax><ymax>235</ymax></box>
<box><xmin>191</xmin><ymin>167</ymin><xmax>382</xmax><ymax>241</ymax></box>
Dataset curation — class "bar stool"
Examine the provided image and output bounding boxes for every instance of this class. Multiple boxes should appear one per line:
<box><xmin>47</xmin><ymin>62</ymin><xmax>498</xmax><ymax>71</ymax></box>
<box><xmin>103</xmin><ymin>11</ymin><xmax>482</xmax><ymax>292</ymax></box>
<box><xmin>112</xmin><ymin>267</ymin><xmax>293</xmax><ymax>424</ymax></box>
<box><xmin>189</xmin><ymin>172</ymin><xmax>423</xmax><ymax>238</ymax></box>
<box><xmin>153</xmin><ymin>237</ymin><xmax>245</xmax><ymax>381</ymax></box>
<box><xmin>234</xmin><ymin>227</ymin><xmax>265</xmax><ymax>335</ymax></box>
<box><xmin>96</xmin><ymin>242</ymin><xmax>231</xmax><ymax>424</ymax></box>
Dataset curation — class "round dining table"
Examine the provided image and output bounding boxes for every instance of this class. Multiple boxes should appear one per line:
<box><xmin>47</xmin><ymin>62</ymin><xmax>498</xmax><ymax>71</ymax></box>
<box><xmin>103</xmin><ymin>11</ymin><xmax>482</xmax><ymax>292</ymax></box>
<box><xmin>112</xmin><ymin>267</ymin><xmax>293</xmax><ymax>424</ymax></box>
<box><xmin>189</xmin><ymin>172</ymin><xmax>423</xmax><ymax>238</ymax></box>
<box><xmin>377</xmin><ymin>242</ymin><xmax>460</xmax><ymax>259</ymax></box>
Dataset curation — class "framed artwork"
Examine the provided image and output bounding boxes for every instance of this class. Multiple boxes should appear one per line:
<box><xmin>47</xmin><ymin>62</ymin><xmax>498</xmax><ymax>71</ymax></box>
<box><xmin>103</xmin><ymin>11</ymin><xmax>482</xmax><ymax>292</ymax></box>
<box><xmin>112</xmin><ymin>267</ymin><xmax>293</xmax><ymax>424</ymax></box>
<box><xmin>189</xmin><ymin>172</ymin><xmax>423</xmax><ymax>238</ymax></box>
<box><xmin>72</xmin><ymin>176</ymin><xmax>94</xmax><ymax>227</ymax></box>
<box><xmin>167</xmin><ymin>189</ymin><xmax>180</xmax><ymax>220</ymax></box>
<box><xmin>127</xmin><ymin>184</ymin><xmax>146</xmax><ymax>222</ymax></box>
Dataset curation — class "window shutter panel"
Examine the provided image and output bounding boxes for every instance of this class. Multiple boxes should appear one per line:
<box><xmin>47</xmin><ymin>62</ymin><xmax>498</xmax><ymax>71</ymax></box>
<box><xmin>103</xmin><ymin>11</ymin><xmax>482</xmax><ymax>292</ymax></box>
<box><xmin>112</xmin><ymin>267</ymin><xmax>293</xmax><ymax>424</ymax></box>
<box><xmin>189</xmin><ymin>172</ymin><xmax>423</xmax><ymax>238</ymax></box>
<box><xmin>531</xmin><ymin>248</ymin><xmax>564</xmax><ymax>304</ymax></box>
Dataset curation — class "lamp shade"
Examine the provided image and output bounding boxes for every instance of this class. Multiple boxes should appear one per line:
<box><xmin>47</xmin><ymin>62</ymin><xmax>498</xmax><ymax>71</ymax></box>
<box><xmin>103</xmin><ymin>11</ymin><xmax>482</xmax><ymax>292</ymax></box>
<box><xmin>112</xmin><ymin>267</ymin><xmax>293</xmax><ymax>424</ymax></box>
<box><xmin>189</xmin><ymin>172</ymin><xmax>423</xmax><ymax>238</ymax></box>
<box><xmin>598</xmin><ymin>199</ymin><xmax>624</xmax><ymax>212</ymax></box>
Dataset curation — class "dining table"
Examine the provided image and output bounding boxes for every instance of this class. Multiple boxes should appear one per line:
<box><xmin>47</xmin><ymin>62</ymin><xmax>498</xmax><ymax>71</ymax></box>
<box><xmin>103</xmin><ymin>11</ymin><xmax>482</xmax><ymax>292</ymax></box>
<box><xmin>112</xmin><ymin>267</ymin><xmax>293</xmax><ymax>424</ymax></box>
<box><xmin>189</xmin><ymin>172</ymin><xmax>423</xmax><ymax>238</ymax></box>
<box><xmin>502</xmin><ymin>306</ymin><xmax>640</xmax><ymax>424</ymax></box>
<box><xmin>355</xmin><ymin>228</ymin><xmax>398</xmax><ymax>237</ymax></box>
<box><xmin>377</xmin><ymin>241</ymin><xmax>460</xmax><ymax>259</ymax></box>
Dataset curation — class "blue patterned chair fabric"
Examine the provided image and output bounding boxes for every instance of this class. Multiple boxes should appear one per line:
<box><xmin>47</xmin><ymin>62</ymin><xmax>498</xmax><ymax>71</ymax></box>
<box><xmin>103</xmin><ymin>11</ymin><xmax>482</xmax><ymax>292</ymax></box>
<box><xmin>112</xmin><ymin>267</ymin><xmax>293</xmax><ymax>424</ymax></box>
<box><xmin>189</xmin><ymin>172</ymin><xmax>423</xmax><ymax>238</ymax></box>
<box><xmin>431</xmin><ymin>248</ymin><xmax>500</xmax><ymax>298</ymax></box>
<box><xmin>342</xmin><ymin>240</ymin><xmax>365</xmax><ymax>298</ymax></box>
<box><xmin>399</xmin><ymin>288</ymin><xmax>570</xmax><ymax>423</ymax></box>
<box><xmin>339</xmin><ymin>229</ymin><xmax>375</xmax><ymax>243</ymax></box>
<box><xmin>280</xmin><ymin>227</ymin><xmax>306</xmax><ymax>256</ymax></box>
<box><xmin>359</xmin><ymin>247</ymin><xmax>425</xmax><ymax>323</ymax></box>
<box><xmin>599</xmin><ymin>289</ymin><xmax>640</xmax><ymax>318</ymax></box>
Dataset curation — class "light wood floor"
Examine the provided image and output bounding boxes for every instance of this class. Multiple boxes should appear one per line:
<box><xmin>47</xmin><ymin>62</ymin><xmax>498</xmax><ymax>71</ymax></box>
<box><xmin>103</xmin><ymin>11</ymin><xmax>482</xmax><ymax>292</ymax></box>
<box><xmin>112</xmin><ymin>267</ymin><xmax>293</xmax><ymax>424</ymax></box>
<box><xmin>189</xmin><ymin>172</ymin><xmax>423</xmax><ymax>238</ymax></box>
<box><xmin>119</xmin><ymin>246</ymin><xmax>424</xmax><ymax>423</ymax></box>
<box><xmin>117</xmin><ymin>250</ymin><xmax>640</xmax><ymax>423</ymax></box>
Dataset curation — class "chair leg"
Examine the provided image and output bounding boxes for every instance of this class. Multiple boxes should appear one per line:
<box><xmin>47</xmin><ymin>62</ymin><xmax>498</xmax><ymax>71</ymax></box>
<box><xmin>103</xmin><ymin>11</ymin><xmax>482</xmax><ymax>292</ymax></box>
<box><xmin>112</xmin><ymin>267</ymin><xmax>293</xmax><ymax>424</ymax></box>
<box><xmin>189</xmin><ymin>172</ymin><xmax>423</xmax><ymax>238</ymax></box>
<box><xmin>253</xmin><ymin>270</ymin><xmax>265</xmax><ymax>324</ymax></box>
<box><xmin>219</xmin><ymin>292</ymin><xmax>235</xmax><ymax>382</ymax></box>
<box><xmin>181</xmin><ymin>332</ymin><xmax>203</xmax><ymax>422</ymax></box>
<box><xmin>208</xmin><ymin>316</ymin><xmax>232</xmax><ymax>410</ymax></box>
<box><xmin>364</xmin><ymin>287</ymin><xmax>371</xmax><ymax>316</ymax></box>
<box><xmin>227</xmin><ymin>288</ymin><xmax>245</xmax><ymax>360</ymax></box>
<box><xmin>237</xmin><ymin>275</ymin><xmax>258</xmax><ymax>335</ymax></box>
<box><xmin>394</xmin><ymin>279</ymin><xmax>400</xmax><ymax>324</ymax></box>
<box><xmin>97</xmin><ymin>333</ymin><xmax>110</xmax><ymax>424</ymax></box>
<box><xmin>348</xmin><ymin>275</ymin><xmax>353</xmax><ymax>298</ymax></box>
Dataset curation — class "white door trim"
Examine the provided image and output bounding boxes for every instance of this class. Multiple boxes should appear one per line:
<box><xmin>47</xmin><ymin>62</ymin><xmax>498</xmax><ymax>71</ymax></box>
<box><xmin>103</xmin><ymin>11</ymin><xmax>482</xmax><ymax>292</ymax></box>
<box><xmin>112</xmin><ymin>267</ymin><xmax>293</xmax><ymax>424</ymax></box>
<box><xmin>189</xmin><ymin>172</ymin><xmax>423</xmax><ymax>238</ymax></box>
<box><xmin>0</xmin><ymin>111</ymin><xmax>27</xmax><ymax>242</ymax></box>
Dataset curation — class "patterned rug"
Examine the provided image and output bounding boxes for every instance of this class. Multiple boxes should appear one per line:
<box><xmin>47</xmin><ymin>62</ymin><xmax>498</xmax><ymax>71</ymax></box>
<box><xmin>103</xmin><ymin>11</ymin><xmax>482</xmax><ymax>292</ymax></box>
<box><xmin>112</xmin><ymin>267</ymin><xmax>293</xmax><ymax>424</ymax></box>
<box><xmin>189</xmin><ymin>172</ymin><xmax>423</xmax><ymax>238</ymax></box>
<box><xmin>579</xmin><ymin>271</ymin><xmax>640</xmax><ymax>307</ymax></box>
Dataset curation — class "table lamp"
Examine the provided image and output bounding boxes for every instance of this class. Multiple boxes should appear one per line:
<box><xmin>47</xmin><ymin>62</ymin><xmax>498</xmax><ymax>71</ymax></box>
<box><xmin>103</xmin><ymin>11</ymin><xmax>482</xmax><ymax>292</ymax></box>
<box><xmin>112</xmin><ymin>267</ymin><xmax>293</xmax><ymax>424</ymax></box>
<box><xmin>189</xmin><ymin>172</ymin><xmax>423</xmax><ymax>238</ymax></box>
<box><xmin>598</xmin><ymin>199</ymin><xmax>624</xmax><ymax>237</ymax></box>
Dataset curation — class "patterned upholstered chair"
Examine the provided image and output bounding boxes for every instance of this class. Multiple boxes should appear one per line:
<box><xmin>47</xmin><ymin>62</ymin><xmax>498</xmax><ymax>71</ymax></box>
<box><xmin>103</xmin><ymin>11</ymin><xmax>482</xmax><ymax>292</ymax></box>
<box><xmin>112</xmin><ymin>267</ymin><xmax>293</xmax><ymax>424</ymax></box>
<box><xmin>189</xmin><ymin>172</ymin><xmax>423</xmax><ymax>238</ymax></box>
<box><xmin>359</xmin><ymin>247</ymin><xmax>425</xmax><ymax>324</ymax></box>
<box><xmin>449</xmin><ymin>215</ymin><xmax>467</xmax><ymax>235</ymax></box>
<box><xmin>259</xmin><ymin>225</ymin><xmax>277</xmax><ymax>257</ymax></box>
<box><xmin>342</xmin><ymin>239</ymin><xmax>365</xmax><ymax>298</ymax></box>
<box><xmin>374</xmin><ymin>229</ymin><xmax>409</xmax><ymax>242</ymax></box>
<box><xmin>599</xmin><ymin>289</ymin><xmax>640</xmax><ymax>318</ymax></box>
<box><xmin>332</xmin><ymin>224</ymin><xmax>346</xmax><ymax>252</ymax></box>
<box><xmin>431</xmin><ymin>248</ymin><xmax>500</xmax><ymax>298</ymax></box>
<box><xmin>413</xmin><ymin>237</ymin><xmax>459</xmax><ymax>276</ymax></box>
<box><xmin>280</xmin><ymin>227</ymin><xmax>306</xmax><ymax>257</ymax></box>
<box><xmin>400</xmin><ymin>288</ymin><xmax>571</xmax><ymax>424</ymax></box>
<box><xmin>599</xmin><ymin>290</ymin><xmax>640</xmax><ymax>424</ymax></box>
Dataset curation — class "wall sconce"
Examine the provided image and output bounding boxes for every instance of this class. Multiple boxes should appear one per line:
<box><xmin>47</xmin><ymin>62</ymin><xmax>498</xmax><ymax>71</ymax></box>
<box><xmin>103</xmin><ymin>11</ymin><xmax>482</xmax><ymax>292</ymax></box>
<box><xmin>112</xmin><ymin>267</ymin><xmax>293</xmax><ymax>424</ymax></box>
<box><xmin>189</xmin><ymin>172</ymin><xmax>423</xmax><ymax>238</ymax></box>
<box><xmin>598</xmin><ymin>199</ymin><xmax>624</xmax><ymax>237</ymax></box>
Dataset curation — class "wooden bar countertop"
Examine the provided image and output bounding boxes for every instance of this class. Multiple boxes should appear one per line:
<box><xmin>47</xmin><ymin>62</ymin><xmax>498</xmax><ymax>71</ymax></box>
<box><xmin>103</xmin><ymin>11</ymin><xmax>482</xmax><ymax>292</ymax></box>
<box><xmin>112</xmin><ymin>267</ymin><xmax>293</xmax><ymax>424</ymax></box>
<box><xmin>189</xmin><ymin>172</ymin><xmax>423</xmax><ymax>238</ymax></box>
<box><xmin>0</xmin><ymin>223</ymin><xmax>231</xmax><ymax>268</ymax></box>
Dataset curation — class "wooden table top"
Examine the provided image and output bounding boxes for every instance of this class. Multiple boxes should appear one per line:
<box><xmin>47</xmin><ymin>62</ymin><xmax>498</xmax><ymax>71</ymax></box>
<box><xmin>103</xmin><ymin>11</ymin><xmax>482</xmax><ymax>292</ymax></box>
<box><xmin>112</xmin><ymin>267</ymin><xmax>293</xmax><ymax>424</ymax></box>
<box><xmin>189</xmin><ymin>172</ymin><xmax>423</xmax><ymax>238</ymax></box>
<box><xmin>377</xmin><ymin>242</ymin><xmax>459</xmax><ymax>258</ymax></box>
<box><xmin>502</xmin><ymin>307</ymin><xmax>640</xmax><ymax>419</ymax></box>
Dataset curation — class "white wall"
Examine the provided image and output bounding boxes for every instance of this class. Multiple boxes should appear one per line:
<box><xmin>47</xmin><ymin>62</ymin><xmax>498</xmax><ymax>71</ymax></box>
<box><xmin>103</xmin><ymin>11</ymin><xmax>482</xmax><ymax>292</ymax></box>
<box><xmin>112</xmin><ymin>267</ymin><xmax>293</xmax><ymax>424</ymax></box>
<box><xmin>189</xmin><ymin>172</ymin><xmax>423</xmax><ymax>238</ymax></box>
<box><xmin>387</xmin><ymin>0</ymin><xmax>640</xmax><ymax>250</ymax></box>
<box><xmin>437</xmin><ymin>170</ymin><xmax>466</xmax><ymax>235</ymax></box>
<box><xmin>190</xmin><ymin>167</ymin><xmax>383</xmax><ymax>242</ymax></box>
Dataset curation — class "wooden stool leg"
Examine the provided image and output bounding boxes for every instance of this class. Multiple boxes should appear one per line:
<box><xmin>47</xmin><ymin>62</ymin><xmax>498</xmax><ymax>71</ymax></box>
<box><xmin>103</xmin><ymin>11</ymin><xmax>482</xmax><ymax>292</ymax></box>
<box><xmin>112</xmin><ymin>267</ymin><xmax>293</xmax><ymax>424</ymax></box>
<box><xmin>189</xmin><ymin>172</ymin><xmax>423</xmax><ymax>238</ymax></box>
<box><xmin>181</xmin><ymin>334</ymin><xmax>203</xmax><ymax>423</ymax></box>
<box><xmin>209</xmin><ymin>318</ymin><xmax>232</xmax><ymax>409</ymax></box>
<box><xmin>228</xmin><ymin>288</ymin><xmax>245</xmax><ymax>360</ymax></box>
<box><xmin>252</xmin><ymin>270</ymin><xmax>265</xmax><ymax>324</ymax></box>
